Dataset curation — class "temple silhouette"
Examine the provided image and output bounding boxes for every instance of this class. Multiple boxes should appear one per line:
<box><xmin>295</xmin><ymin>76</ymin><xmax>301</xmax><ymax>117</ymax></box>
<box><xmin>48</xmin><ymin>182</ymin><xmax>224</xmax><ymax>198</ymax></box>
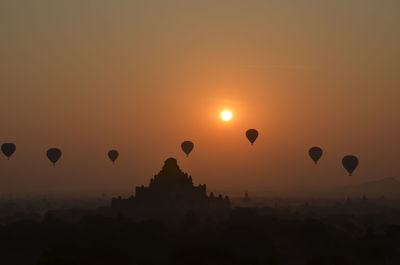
<box><xmin>111</xmin><ymin>158</ymin><xmax>230</xmax><ymax>220</ymax></box>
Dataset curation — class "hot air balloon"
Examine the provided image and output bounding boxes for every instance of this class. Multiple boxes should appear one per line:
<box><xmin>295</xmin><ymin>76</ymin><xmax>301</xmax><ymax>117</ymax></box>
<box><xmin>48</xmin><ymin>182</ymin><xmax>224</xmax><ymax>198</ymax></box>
<box><xmin>47</xmin><ymin>148</ymin><xmax>62</xmax><ymax>166</ymax></box>
<box><xmin>246</xmin><ymin>129</ymin><xmax>259</xmax><ymax>145</ymax></box>
<box><xmin>342</xmin><ymin>155</ymin><xmax>359</xmax><ymax>176</ymax></box>
<box><xmin>1</xmin><ymin>143</ymin><xmax>16</xmax><ymax>160</ymax></box>
<box><xmin>108</xmin><ymin>150</ymin><xmax>119</xmax><ymax>163</ymax></box>
<box><xmin>308</xmin><ymin>147</ymin><xmax>323</xmax><ymax>164</ymax></box>
<box><xmin>181</xmin><ymin>141</ymin><xmax>194</xmax><ymax>157</ymax></box>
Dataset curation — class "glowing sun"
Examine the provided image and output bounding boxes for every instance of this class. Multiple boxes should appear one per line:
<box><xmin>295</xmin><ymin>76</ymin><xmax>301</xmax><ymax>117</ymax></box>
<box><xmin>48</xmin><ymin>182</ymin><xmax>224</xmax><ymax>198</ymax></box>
<box><xmin>220</xmin><ymin>110</ymin><xmax>233</xmax><ymax>121</ymax></box>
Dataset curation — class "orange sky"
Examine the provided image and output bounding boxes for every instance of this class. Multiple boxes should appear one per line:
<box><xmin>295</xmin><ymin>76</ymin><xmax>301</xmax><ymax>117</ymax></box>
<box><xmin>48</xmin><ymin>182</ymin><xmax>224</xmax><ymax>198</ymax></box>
<box><xmin>0</xmin><ymin>0</ymin><xmax>399</xmax><ymax>195</ymax></box>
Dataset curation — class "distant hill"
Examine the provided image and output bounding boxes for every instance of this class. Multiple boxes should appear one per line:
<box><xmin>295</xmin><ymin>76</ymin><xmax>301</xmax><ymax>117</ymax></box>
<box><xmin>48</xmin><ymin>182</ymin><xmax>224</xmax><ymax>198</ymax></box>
<box><xmin>338</xmin><ymin>177</ymin><xmax>400</xmax><ymax>197</ymax></box>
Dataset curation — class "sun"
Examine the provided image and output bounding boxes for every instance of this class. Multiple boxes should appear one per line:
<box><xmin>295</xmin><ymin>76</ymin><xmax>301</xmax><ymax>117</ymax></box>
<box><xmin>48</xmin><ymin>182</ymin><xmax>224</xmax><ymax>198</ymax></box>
<box><xmin>220</xmin><ymin>110</ymin><xmax>233</xmax><ymax>121</ymax></box>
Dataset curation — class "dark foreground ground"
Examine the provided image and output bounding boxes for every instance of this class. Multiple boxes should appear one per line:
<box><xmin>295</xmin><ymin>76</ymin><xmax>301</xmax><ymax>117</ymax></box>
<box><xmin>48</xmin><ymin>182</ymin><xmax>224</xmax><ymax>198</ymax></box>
<box><xmin>2</xmin><ymin>199</ymin><xmax>400</xmax><ymax>265</ymax></box>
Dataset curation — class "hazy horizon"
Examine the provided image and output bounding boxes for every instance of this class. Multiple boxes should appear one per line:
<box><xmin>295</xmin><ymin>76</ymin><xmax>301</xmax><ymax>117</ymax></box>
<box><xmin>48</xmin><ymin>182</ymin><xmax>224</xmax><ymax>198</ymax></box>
<box><xmin>1</xmin><ymin>0</ymin><xmax>399</xmax><ymax>195</ymax></box>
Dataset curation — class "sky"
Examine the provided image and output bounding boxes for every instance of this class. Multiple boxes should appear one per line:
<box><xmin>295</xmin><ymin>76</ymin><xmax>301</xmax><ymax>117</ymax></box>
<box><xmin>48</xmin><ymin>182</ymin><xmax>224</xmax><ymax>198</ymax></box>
<box><xmin>0</xmin><ymin>0</ymin><xmax>399</xmax><ymax>196</ymax></box>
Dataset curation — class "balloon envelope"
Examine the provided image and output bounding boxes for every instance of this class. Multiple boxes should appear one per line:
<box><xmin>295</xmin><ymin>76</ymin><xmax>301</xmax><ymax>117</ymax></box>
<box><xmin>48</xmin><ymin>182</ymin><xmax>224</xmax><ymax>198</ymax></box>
<box><xmin>246</xmin><ymin>129</ymin><xmax>259</xmax><ymax>145</ymax></box>
<box><xmin>1</xmin><ymin>143</ymin><xmax>16</xmax><ymax>159</ymax></box>
<box><xmin>108</xmin><ymin>150</ymin><xmax>119</xmax><ymax>163</ymax></box>
<box><xmin>47</xmin><ymin>148</ymin><xmax>62</xmax><ymax>165</ymax></box>
<box><xmin>181</xmin><ymin>141</ymin><xmax>194</xmax><ymax>156</ymax></box>
<box><xmin>308</xmin><ymin>147</ymin><xmax>323</xmax><ymax>164</ymax></box>
<box><xmin>342</xmin><ymin>155</ymin><xmax>359</xmax><ymax>176</ymax></box>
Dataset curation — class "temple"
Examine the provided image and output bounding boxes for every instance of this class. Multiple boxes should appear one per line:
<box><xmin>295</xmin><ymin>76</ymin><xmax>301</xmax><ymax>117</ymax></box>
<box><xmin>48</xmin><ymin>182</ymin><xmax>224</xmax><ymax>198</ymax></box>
<box><xmin>111</xmin><ymin>158</ymin><xmax>230</xmax><ymax>220</ymax></box>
